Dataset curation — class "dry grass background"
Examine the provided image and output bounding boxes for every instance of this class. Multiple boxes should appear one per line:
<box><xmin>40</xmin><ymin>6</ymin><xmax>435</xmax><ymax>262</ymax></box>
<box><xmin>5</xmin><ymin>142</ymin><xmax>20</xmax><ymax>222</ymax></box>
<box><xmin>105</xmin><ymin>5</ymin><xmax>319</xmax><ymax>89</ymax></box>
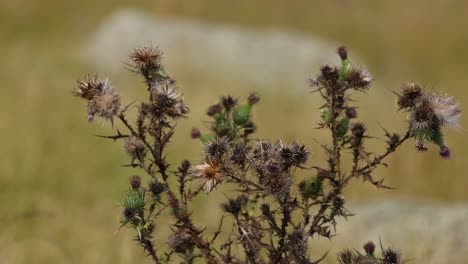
<box><xmin>0</xmin><ymin>0</ymin><xmax>467</xmax><ymax>263</ymax></box>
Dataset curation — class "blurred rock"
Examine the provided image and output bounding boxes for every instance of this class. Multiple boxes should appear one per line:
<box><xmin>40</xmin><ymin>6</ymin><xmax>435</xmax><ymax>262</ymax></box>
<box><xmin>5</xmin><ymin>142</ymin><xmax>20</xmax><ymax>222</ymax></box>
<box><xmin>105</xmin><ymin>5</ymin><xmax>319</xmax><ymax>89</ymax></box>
<box><xmin>85</xmin><ymin>9</ymin><xmax>342</xmax><ymax>90</ymax></box>
<box><xmin>331</xmin><ymin>199</ymin><xmax>468</xmax><ymax>263</ymax></box>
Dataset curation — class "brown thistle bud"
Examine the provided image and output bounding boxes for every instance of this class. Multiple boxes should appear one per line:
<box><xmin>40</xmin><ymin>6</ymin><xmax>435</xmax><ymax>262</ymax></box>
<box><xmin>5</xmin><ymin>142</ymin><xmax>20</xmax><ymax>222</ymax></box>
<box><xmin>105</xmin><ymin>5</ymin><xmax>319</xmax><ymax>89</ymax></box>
<box><xmin>320</xmin><ymin>65</ymin><xmax>339</xmax><ymax>85</ymax></box>
<box><xmin>439</xmin><ymin>145</ymin><xmax>451</xmax><ymax>159</ymax></box>
<box><xmin>337</xmin><ymin>46</ymin><xmax>348</xmax><ymax>60</ymax></box>
<box><xmin>242</xmin><ymin>121</ymin><xmax>257</xmax><ymax>135</ymax></box>
<box><xmin>191</xmin><ymin>127</ymin><xmax>201</xmax><ymax>139</ymax></box>
<box><xmin>351</xmin><ymin>122</ymin><xmax>366</xmax><ymax>138</ymax></box>
<box><xmin>178</xmin><ymin>160</ymin><xmax>191</xmax><ymax>174</ymax></box>
<box><xmin>415</xmin><ymin>141</ymin><xmax>429</xmax><ymax>152</ymax></box>
<box><xmin>148</xmin><ymin>180</ymin><xmax>166</xmax><ymax>197</ymax></box>
<box><xmin>264</xmin><ymin>172</ymin><xmax>292</xmax><ymax>200</ymax></box>
<box><xmin>221</xmin><ymin>95</ymin><xmax>238</xmax><ymax>110</ymax></box>
<box><xmin>230</xmin><ymin>143</ymin><xmax>247</xmax><ymax>166</ymax></box>
<box><xmin>363</xmin><ymin>241</ymin><xmax>375</xmax><ymax>256</ymax></box>
<box><xmin>220</xmin><ymin>195</ymin><xmax>247</xmax><ymax>216</ymax></box>
<box><xmin>247</xmin><ymin>92</ymin><xmax>260</xmax><ymax>105</ymax></box>
<box><xmin>129</xmin><ymin>175</ymin><xmax>141</xmax><ymax>189</ymax></box>
<box><xmin>288</xmin><ymin>228</ymin><xmax>307</xmax><ymax>256</ymax></box>
<box><xmin>124</xmin><ymin>136</ymin><xmax>145</xmax><ymax>159</ymax></box>
<box><xmin>207</xmin><ymin>103</ymin><xmax>223</xmax><ymax>116</ymax></box>
<box><xmin>345</xmin><ymin>107</ymin><xmax>357</xmax><ymax>119</ymax></box>
<box><xmin>397</xmin><ymin>82</ymin><xmax>423</xmax><ymax>110</ymax></box>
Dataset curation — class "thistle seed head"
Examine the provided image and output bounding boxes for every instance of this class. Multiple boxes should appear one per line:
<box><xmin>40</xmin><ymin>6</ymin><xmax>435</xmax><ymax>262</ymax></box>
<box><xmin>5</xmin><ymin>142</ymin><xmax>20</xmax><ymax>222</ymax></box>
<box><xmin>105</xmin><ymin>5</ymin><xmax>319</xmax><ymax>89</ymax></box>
<box><xmin>193</xmin><ymin>159</ymin><xmax>224</xmax><ymax>192</ymax></box>
<box><xmin>124</xmin><ymin>136</ymin><xmax>145</xmax><ymax>159</ymax></box>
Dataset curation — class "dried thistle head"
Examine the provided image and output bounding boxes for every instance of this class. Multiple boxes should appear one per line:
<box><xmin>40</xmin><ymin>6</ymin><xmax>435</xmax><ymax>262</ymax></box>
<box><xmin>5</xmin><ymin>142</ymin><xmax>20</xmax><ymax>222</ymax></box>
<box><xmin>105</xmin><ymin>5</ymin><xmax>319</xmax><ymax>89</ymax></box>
<box><xmin>148</xmin><ymin>180</ymin><xmax>166</xmax><ymax>197</ymax></box>
<box><xmin>193</xmin><ymin>159</ymin><xmax>224</xmax><ymax>192</ymax></box>
<box><xmin>167</xmin><ymin>228</ymin><xmax>195</xmax><ymax>253</ymax></box>
<box><xmin>149</xmin><ymin>86</ymin><xmax>189</xmax><ymax>119</ymax></box>
<box><xmin>73</xmin><ymin>75</ymin><xmax>101</xmax><ymax>100</ymax></box>
<box><xmin>347</xmin><ymin>68</ymin><xmax>373</xmax><ymax>91</ymax></box>
<box><xmin>124</xmin><ymin>136</ymin><xmax>145</xmax><ymax>159</ymax></box>
<box><xmin>425</xmin><ymin>91</ymin><xmax>461</xmax><ymax>128</ymax></box>
<box><xmin>397</xmin><ymin>82</ymin><xmax>423</xmax><ymax>110</ymax></box>
<box><xmin>220</xmin><ymin>195</ymin><xmax>247</xmax><ymax>216</ymax></box>
<box><xmin>381</xmin><ymin>248</ymin><xmax>402</xmax><ymax>264</ymax></box>
<box><xmin>204</xmin><ymin>136</ymin><xmax>230</xmax><ymax>159</ymax></box>
<box><xmin>130</xmin><ymin>46</ymin><xmax>163</xmax><ymax>73</ymax></box>
<box><xmin>87</xmin><ymin>81</ymin><xmax>121</xmax><ymax>122</ymax></box>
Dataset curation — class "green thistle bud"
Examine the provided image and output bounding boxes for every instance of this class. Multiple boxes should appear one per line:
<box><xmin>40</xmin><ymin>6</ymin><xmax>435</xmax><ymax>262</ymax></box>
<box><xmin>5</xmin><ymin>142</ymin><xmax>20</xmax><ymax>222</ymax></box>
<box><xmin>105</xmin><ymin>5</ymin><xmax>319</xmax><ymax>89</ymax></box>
<box><xmin>321</xmin><ymin>109</ymin><xmax>332</xmax><ymax>123</ymax></box>
<box><xmin>336</xmin><ymin>117</ymin><xmax>350</xmax><ymax>138</ymax></box>
<box><xmin>199</xmin><ymin>134</ymin><xmax>213</xmax><ymax>143</ymax></box>
<box><xmin>299</xmin><ymin>177</ymin><xmax>323</xmax><ymax>199</ymax></box>
<box><xmin>233</xmin><ymin>104</ymin><xmax>252</xmax><ymax>125</ymax></box>
<box><xmin>340</xmin><ymin>59</ymin><xmax>353</xmax><ymax>81</ymax></box>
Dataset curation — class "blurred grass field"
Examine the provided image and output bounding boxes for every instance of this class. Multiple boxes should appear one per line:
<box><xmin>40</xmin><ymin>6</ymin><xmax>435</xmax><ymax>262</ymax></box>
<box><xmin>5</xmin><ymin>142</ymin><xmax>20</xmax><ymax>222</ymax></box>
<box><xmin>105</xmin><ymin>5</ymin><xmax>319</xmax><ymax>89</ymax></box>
<box><xmin>1</xmin><ymin>0</ymin><xmax>467</xmax><ymax>263</ymax></box>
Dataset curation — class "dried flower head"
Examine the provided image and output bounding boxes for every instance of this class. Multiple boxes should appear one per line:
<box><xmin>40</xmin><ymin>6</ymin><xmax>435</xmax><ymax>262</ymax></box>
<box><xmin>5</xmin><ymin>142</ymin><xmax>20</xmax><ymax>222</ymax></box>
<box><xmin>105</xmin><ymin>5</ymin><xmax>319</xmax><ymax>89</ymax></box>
<box><xmin>124</xmin><ymin>136</ymin><xmax>145</xmax><ymax>159</ymax></box>
<box><xmin>220</xmin><ymin>195</ymin><xmax>247</xmax><ymax>216</ymax></box>
<box><xmin>150</xmin><ymin>86</ymin><xmax>189</xmax><ymax>119</ymax></box>
<box><xmin>193</xmin><ymin>159</ymin><xmax>223</xmax><ymax>192</ymax></box>
<box><xmin>130</xmin><ymin>46</ymin><xmax>163</xmax><ymax>72</ymax></box>
<box><xmin>319</xmin><ymin>65</ymin><xmax>339</xmax><ymax>85</ymax></box>
<box><xmin>73</xmin><ymin>75</ymin><xmax>102</xmax><ymax>100</ymax></box>
<box><xmin>409</xmin><ymin>101</ymin><xmax>436</xmax><ymax>131</ymax></box>
<box><xmin>397</xmin><ymin>82</ymin><xmax>423</xmax><ymax>109</ymax></box>
<box><xmin>347</xmin><ymin>68</ymin><xmax>373</xmax><ymax>90</ymax></box>
<box><xmin>425</xmin><ymin>91</ymin><xmax>461</xmax><ymax>128</ymax></box>
<box><xmin>87</xmin><ymin>81</ymin><xmax>121</xmax><ymax>122</ymax></box>
<box><xmin>167</xmin><ymin>228</ymin><xmax>195</xmax><ymax>253</ymax></box>
<box><xmin>230</xmin><ymin>143</ymin><xmax>247</xmax><ymax>166</ymax></box>
<box><xmin>148</xmin><ymin>180</ymin><xmax>166</xmax><ymax>197</ymax></box>
<box><xmin>204</xmin><ymin>136</ymin><xmax>230</xmax><ymax>158</ymax></box>
<box><xmin>382</xmin><ymin>248</ymin><xmax>402</xmax><ymax>264</ymax></box>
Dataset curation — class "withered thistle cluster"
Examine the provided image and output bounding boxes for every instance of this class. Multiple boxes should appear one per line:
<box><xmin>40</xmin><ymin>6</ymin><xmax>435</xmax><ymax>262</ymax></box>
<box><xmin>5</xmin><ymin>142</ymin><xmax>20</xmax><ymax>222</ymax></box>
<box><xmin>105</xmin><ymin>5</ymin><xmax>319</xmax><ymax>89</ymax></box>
<box><xmin>73</xmin><ymin>45</ymin><xmax>460</xmax><ymax>263</ymax></box>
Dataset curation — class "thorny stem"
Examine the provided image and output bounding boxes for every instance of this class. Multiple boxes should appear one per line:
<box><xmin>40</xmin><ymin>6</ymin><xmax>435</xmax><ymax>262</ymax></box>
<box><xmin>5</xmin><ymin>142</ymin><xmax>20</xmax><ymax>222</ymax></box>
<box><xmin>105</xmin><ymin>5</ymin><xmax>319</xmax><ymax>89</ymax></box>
<box><xmin>329</xmin><ymin>85</ymin><xmax>340</xmax><ymax>179</ymax></box>
<box><xmin>357</xmin><ymin>130</ymin><xmax>411</xmax><ymax>174</ymax></box>
<box><xmin>140</xmin><ymin>237</ymin><xmax>160</xmax><ymax>264</ymax></box>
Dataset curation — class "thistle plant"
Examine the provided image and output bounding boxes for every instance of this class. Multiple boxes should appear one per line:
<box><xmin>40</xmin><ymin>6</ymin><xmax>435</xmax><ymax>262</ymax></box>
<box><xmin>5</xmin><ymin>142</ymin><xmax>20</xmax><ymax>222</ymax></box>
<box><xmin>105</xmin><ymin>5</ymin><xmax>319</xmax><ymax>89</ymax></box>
<box><xmin>72</xmin><ymin>45</ymin><xmax>460</xmax><ymax>263</ymax></box>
